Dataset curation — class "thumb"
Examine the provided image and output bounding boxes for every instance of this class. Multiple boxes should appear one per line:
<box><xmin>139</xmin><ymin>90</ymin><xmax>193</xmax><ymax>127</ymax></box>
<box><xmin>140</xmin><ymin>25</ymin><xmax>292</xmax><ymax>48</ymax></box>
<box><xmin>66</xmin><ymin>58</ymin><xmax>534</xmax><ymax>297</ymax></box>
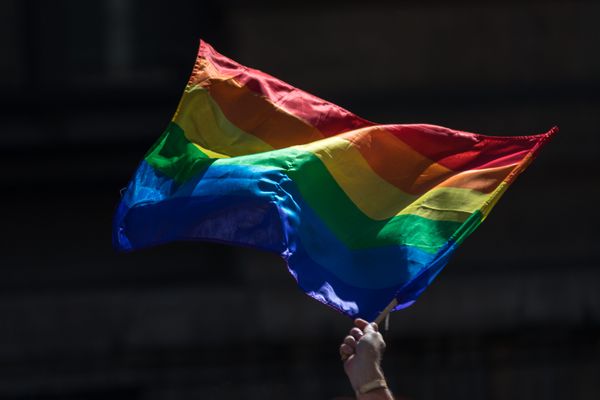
<box><xmin>363</xmin><ymin>322</ymin><xmax>379</xmax><ymax>334</ymax></box>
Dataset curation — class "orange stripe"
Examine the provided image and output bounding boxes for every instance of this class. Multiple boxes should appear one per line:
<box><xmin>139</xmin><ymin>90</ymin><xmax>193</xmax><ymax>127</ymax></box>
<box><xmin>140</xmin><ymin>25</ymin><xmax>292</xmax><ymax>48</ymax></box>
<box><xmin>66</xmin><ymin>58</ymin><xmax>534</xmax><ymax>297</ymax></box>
<box><xmin>191</xmin><ymin>68</ymin><xmax>515</xmax><ymax>196</ymax></box>
<box><xmin>204</xmin><ymin>78</ymin><xmax>325</xmax><ymax>148</ymax></box>
<box><xmin>341</xmin><ymin>127</ymin><xmax>515</xmax><ymax>195</ymax></box>
<box><xmin>437</xmin><ymin>165</ymin><xmax>514</xmax><ymax>193</ymax></box>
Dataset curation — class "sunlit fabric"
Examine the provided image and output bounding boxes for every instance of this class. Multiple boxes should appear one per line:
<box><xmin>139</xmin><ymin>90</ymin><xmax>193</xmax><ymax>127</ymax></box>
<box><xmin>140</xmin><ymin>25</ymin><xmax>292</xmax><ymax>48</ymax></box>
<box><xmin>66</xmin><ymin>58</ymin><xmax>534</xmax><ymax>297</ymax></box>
<box><xmin>113</xmin><ymin>40</ymin><xmax>556</xmax><ymax>320</ymax></box>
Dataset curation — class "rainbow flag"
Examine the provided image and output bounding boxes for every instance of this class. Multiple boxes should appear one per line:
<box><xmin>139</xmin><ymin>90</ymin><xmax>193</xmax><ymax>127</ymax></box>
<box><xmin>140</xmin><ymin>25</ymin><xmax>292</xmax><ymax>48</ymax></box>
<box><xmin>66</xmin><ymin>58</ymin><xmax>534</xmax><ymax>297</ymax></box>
<box><xmin>113</xmin><ymin>40</ymin><xmax>556</xmax><ymax>321</ymax></box>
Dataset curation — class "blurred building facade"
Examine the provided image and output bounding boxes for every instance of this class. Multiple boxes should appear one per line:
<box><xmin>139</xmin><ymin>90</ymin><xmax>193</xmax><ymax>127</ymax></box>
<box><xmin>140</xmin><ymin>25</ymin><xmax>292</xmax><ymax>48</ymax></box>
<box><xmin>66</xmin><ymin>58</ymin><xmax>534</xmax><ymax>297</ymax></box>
<box><xmin>1</xmin><ymin>1</ymin><xmax>599</xmax><ymax>399</ymax></box>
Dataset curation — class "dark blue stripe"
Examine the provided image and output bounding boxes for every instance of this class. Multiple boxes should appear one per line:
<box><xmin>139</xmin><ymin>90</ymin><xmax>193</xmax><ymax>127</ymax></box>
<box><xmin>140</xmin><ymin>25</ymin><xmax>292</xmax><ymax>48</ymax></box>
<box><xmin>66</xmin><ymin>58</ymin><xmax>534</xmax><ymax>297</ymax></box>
<box><xmin>114</xmin><ymin>161</ymin><xmax>458</xmax><ymax>320</ymax></box>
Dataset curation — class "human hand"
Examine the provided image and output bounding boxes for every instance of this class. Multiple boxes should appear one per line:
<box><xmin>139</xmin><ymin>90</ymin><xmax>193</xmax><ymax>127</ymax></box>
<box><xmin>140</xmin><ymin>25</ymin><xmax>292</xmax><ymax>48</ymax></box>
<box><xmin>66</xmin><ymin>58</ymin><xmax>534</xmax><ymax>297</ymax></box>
<box><xmin>339</xmin><ymin>318</ymin><xmax>393</xmax><ymax>399</ymax></box>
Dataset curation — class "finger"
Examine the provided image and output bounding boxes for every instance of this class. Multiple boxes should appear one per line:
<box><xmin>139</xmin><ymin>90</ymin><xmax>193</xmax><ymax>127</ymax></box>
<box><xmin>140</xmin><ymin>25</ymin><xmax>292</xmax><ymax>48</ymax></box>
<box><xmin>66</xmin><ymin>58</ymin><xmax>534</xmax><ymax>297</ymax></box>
<box><xmin>340</xmin><ymin>343</ymin><xmax>354</xmax><ymax>356</ymax></box>
<box><xmin>363</xmin><ymin>322</ymin><xmax>378</xmax><ymax>334</ymax></box>
<box><xmin>354</xmin><ymin>318</ymin><xmax>369</xmax><ymax>330</ymax></box>
<box><xmin>343</xmin><ymin>335</ymin><xmax>357</xmax><ymax>349</ymax></box>
<box><xmin>349</xmin><ymin>327</ymin><xmax>363</xmax><ymax>341</ymax></box>
<box><xmin>340</xmin><ymin>343</ymin><xmax>354</xmax><ymax>361</ymax></box>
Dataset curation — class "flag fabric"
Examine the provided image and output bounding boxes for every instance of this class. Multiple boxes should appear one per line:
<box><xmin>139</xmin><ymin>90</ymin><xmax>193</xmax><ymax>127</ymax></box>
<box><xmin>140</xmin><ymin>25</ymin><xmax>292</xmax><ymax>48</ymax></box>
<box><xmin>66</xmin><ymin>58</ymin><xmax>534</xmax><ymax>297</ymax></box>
<box><xmin>113</xmin><ymin>40</ymin><xmax>556</xmax><ymax>321</ymax></box>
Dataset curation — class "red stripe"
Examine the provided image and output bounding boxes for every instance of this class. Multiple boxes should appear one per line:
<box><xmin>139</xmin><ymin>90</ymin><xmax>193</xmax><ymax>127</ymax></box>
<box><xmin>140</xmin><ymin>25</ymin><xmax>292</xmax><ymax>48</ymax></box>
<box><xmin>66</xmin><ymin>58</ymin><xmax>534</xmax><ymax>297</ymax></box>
<box><xmin>197</xmin><ymin>40</ymin><xmax>556</xmax><ymax>171</ymax></box>
<box><xmin>198</xmin><ymin>40</ymin><xmax>373</xmax><ymax>136</ymax></box>
<box><xmin>385</xmin><ymin>124</ymin><xmax>555</xmax><ymax>170</ymax></box>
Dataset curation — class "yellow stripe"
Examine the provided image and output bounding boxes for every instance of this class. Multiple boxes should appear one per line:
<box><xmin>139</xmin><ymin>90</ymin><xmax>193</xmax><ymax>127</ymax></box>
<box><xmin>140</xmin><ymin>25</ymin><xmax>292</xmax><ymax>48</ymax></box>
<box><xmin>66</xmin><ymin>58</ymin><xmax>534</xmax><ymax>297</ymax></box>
<box><xmin>299</xmin><ymin>137</ymin><xmax>496</xmax><ymax>222</ymax></box>
<box><xmin>480</xmin><ymin>181</ymin><xmax>510</xmax><ymax>220</ymax></box>
<box><xmin>173</xmin><ymin>86</ymin><xmax>273</xmax><ymax>157</ymax></box>
<box><xmin>404</xmin><ymin>186</ymin><xmax>490</xmax><ymax>222</ymax></box>
<box><xmin>192</xmin><ymin>143</ymin><xmax>230</xmax><ymax>159</ymax></box>
<box><xmin>173</xmin><ymin>86</ymin><xmax>504</xmax><ymax>223</ymax></box>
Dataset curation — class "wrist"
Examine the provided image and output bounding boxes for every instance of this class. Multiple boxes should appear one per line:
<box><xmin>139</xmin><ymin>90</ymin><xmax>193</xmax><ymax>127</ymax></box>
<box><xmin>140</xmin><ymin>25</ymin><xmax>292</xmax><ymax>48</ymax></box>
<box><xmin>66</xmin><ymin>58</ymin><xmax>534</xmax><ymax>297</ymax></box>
<box><xmin>352</xmin><ymin>365</ymin><xmax>391</xmax><ymax>399</ymax></box>
<box><xmin>350</xmin><ymin>362</ymin><xmax>385</xmax><ymax>392</ymax></box>
<box><xmin>356</xmin><ymin>386</ymin><xmax>394</xmax><ymax>400</ymax></box>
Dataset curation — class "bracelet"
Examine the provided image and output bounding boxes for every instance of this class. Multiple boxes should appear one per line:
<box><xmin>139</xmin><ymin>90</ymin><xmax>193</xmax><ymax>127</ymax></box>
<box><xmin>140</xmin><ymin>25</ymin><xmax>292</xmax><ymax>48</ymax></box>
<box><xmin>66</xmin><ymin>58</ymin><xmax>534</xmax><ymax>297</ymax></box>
<box><xmin>358</xmin><ymin>378</ymin><xmax>388</xmax><ymax>395</ymax></box>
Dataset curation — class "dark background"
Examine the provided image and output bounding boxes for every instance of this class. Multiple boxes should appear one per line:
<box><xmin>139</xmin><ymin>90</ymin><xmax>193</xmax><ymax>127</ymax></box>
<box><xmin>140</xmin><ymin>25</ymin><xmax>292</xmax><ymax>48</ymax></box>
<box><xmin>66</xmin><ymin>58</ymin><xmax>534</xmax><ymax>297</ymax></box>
<box><xmin>1</xmin><ymin>1</ymin><xmax>599</xmax><ymax>399</ymax></box>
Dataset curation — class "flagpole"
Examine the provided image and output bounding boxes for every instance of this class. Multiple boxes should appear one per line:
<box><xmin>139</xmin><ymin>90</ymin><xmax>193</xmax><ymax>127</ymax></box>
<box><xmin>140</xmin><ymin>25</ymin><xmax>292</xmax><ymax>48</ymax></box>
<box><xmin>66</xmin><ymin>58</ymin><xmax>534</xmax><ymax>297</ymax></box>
<box><xmin>373</xmin><ymin>298</ymin><xmax>398</xmax><ymax>325</ymax></box>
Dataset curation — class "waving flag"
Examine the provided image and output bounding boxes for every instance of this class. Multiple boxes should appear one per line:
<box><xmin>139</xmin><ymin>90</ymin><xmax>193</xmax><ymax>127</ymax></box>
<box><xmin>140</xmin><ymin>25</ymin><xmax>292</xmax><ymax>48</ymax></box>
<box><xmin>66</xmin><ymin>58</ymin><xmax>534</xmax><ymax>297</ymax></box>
<box><xmin>113</xmin><ymin>40</ymin><xmax>556</xmax><ymax>321</ymax></box>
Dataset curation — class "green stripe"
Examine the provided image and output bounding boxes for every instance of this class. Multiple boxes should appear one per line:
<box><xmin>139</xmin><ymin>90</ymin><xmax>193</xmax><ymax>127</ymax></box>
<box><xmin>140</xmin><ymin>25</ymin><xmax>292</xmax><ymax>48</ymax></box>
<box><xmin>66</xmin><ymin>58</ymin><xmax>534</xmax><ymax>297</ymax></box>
<box><xmin>145</xmin><ymin>123</ymin><xmax>472</xmax><ymax>253</ymax></box>
<box><xmin>451</xmin><ymin>210</ymin><xmax>483</xmax><ymax>245</ymax></box>
<box><xmin>224</xmin><ymin>149</ymin><xmax>464</xmax><ymax>252</ymax></box>
<box><xmin>145</xmin><ymin>122</ymin><xmax>215</xmax><ymax>183</ymax></box>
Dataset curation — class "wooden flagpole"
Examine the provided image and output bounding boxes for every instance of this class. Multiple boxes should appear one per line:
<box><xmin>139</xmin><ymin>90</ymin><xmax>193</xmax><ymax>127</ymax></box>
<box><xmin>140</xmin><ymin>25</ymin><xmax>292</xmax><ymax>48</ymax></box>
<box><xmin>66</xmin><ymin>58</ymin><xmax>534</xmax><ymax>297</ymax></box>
<box><xmin>373</xmin><ymin>298</ymin><xmax>398</xmax><ymax>326</ymax></box>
